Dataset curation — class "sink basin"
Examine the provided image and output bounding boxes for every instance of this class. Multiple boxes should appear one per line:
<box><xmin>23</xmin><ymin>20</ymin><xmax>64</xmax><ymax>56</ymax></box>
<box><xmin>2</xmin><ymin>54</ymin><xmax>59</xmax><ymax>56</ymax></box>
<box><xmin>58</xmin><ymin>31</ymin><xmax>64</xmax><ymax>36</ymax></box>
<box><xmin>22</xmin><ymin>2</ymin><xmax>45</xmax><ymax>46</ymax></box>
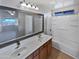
<box><xmin>11</xmin><ymin>47</ymin><xmax>27</xmax><ymax>57</ymax></box>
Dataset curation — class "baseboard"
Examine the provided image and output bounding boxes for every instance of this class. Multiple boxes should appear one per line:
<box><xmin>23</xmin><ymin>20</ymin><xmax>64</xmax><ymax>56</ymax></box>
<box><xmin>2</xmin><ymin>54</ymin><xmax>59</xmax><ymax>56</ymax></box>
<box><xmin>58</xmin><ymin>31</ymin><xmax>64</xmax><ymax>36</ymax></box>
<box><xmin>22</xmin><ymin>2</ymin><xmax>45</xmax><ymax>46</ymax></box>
<box><xmin>52</xmin><ymin>40</ymin><xmax>78</xmax><ymax>59</ymax></box>
<box><xmin>59</xmin><ymin>48</ymin><xmax>78</xmax><ymax>59</ymax></box>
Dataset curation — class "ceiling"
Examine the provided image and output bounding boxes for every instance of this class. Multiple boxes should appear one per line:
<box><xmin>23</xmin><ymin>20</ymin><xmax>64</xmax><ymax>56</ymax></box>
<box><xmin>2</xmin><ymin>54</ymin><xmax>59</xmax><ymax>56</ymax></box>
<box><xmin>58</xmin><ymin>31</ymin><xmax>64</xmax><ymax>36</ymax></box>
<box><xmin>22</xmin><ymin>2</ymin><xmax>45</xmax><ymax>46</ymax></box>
<box><xmin>54</xmin><ymin>0</ymin><xmax>74</xmax><ymax>9</ymax></box>
<box><xmin>25</xmin><ymin>0</ymin><xmax>54</xmax><ymax>5</ymax></box>
<box><xmin>24</xmin><ymin>0</ymin><xmax>54</xmax><ymax>13</ymax></box>
<box><xmin>22</xmin><ymin>0</ymin><xmax>75</xmax><ymax>13</ymax></box>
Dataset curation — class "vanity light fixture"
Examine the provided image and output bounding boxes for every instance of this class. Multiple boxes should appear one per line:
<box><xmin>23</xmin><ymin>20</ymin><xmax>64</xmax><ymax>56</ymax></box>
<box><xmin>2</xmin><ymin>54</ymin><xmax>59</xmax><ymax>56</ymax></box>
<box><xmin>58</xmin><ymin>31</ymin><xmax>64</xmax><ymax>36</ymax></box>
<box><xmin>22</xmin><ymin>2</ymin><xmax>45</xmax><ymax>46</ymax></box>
<box><xmin>20</xmin><ymin>0</ymin><xmax>39</xmax><ymax>10</ymax></box>
<box><xmin>31</xmin><ymin>6</ymin><xmax>39</xmax><ymax>10</ymax></box>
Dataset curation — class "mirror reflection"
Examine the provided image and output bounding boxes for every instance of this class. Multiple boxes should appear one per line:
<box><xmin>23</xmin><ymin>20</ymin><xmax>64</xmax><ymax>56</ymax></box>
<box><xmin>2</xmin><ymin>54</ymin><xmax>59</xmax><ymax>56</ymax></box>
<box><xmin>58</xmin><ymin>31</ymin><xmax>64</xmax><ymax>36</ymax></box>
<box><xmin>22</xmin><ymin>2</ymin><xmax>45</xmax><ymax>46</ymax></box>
<box><xmin>18</xmin><ymin>12</ymin><xmax>43</xmax><ymax>36</ymax></box>
<box><xmin>0</xmin><ymin>8</ymin><xmax>44</xmax><ymax>43</ymax></box>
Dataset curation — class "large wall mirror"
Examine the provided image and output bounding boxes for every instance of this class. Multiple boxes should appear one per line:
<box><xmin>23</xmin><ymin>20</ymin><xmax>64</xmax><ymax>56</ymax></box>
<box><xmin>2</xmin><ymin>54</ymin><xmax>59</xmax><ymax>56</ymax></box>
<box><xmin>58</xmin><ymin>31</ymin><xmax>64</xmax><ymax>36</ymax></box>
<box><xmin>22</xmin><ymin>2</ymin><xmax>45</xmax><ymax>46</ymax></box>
<box><xmin>0</xmin><ymin>7</ymin><xmax>44</xmax><ymax>48</ymax></box>
<box><xmin>18</xmin><ymin>12</ymin><xmax>44</xmax><ymax>37</ymax></box>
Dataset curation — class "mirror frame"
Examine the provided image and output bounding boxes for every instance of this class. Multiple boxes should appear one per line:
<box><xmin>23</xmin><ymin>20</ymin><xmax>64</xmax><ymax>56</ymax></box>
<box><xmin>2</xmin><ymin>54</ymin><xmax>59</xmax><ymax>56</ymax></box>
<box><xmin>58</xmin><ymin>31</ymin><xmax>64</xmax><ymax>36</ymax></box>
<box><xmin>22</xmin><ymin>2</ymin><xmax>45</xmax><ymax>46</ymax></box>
<box><xmin>0</xmin><ymin>6</ymin><xmax>44</xmax><ymax>48</ymax></box>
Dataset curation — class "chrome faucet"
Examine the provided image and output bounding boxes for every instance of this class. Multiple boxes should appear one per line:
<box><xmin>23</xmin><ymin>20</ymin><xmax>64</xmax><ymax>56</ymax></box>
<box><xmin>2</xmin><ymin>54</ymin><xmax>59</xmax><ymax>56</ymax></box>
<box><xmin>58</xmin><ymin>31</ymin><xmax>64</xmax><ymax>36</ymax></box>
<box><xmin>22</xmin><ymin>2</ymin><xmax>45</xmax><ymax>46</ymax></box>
<box><xmin>15</xmin><ymin>41</ymin><xmax>20</xmax><ymax>49</ymax></box>
<box><xmin>38</xmin><ymin>33</ymin><xmax>41</xmax><ymax>38</ymax></box>
<box><xmin>38</xmin><ymin>33</ymin><xmax>42</xmax><ymax>42</ymax></box>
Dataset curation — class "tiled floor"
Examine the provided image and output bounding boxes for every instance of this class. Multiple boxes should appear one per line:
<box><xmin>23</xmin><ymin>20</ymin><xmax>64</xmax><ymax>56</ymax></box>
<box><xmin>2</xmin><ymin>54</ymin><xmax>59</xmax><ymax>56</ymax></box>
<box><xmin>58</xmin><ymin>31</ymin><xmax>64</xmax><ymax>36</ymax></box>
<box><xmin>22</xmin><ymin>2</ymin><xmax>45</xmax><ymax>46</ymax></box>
<box><xmin>48</xmin><ymin>47</ymin><xmax>74</xmax><ymax>59</ymax></box>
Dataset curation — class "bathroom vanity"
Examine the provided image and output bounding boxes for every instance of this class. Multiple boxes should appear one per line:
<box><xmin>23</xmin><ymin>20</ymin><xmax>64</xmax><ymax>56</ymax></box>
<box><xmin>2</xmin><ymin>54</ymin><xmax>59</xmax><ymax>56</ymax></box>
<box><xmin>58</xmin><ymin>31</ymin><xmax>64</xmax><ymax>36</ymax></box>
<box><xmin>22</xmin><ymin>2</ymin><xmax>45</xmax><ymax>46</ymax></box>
<box><xmin>0</xmin><ymin>34</ymin><xmax>52</xmax><ymax>59</ymax></box>
<box><xmin>0</xmin><ymin>2</ymin><xmax>52</xmax><ymax>59</ymax></box>
<box><xmin>26</xmin><ymin>37</ymin><xmax>52</xmax><ymax>59</ymax></box>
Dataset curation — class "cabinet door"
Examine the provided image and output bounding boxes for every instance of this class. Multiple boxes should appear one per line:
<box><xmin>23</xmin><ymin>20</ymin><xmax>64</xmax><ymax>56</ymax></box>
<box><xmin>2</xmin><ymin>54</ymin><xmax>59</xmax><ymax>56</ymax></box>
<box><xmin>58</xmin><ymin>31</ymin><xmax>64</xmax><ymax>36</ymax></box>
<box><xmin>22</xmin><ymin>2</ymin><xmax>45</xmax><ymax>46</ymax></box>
<box><xmin>48</xmin><ymin>40</ymin><xmax>52</xmax><ymax>56</ymax></box>
<box><xmin>26</xmin><ymin>54</ymin><xmax>33</xmax><ymax>59</ymax></box>
<box><xmin>34</xmin><ymin>55</ymin><xmax>40</xmax><ymax>59</ymax></box>
<box><xmin>33</xmin><ymin>49</ymin><xmax>39</xmax><ymax>57</ymax></box>
<box><xmin>40</xmin><ymin>45</ymin><xmax>48</xmax><ymax>59</ymax></box>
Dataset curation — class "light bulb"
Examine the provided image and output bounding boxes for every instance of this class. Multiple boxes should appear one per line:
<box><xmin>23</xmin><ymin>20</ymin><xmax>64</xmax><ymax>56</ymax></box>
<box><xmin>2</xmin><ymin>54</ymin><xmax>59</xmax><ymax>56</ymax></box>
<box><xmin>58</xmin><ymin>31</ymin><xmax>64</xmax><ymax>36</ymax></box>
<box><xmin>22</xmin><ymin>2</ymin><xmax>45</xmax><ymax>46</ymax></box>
<box><xmin>32</xmin><ymin>6</ymin><xmax>35</xmax><ymax>9</ymax></box>
<box><xmin>21</xmin><ymin>2</ymin><xmax>26</xmax><ymax>7</ymax></box>
<box><xmin>26</xmin><ymin>4</ymin><xmax>31</xmax><ymax>8</ymax></box>
<box><xmin>35</xmin><ymin>7</ymin><xmax>39</xmax><ymax>10</ymax></box>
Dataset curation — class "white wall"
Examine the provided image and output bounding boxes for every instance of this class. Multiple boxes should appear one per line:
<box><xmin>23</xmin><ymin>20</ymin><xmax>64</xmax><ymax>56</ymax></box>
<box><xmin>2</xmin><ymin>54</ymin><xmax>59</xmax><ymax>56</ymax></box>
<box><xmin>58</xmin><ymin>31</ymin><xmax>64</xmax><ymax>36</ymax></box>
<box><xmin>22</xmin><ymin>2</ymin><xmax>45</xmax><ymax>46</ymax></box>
<box><xmin>44</xmin><ymin>1</ymin><xmax>79</xmax><ymax>59</ymax></box>
<box><xmin>45</xmin><ymin>13</ymin><xmax>79</xmax><ymax>59</ymax></box>
<box><xmin>44</xmin><ymin>12</ymin><xmax>52</xmax><ymax>35</ymax></box>
<box><xmin>52</xmin><ymin>15</ymin><xmax>79</xmax><ymax>59</ymax></box>
<box><xmin>0</xmin><ymin>0</ymin><xmax>20</xmax><ymax>9</ymax></box>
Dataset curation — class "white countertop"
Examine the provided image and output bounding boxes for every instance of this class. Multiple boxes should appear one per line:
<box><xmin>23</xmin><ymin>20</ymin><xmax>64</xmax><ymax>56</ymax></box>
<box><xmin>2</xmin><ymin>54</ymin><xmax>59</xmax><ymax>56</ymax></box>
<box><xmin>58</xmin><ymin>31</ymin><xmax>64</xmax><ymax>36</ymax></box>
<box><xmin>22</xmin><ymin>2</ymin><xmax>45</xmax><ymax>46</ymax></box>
<box><xmin>0</xmin><ymin>34</ymin><xmax>52</xmax><ymax>59</ymax></box>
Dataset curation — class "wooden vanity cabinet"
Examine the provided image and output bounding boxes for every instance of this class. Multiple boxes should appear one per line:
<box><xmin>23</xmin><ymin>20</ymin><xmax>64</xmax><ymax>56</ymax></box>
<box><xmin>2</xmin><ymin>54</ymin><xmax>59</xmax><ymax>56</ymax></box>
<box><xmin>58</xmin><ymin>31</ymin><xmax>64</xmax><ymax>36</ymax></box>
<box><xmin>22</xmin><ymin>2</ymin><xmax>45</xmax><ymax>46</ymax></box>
<box><xmin>26</xmin><ymin>54</ymin><xmax>33</xmax><ymax>59</ymax></box>
<box><xmin>25</xmin><ymin>39</ymin><xmax>52</xmax><ymax>59</ymax></box>
<box><xmin>39</xmin><ymin>39</ymin><xmax>52</xmax><ymax>59</ymax></box>
<box><xmin>34</xmin><ymin>49</ymin><xmax>40</xmax><ymax>59</ymax></box>
<box><xmin>47</xmin><ymin>39</ymin><xmax>52</xmax><ymax>56</ymax></box>
<box><xmin>26</xmin><ymin>48</ymin><xmax>40</xmax><ymax>59</ymax></box>
<box><xmin>40</xmin><ymin>45</ymin><xmax>48</xmax><ymax>59</ymax></box>
<box><xmin>34</xmin><ymin>55</ymin><xmax>40</xmax><ymax>59</ymax></box>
